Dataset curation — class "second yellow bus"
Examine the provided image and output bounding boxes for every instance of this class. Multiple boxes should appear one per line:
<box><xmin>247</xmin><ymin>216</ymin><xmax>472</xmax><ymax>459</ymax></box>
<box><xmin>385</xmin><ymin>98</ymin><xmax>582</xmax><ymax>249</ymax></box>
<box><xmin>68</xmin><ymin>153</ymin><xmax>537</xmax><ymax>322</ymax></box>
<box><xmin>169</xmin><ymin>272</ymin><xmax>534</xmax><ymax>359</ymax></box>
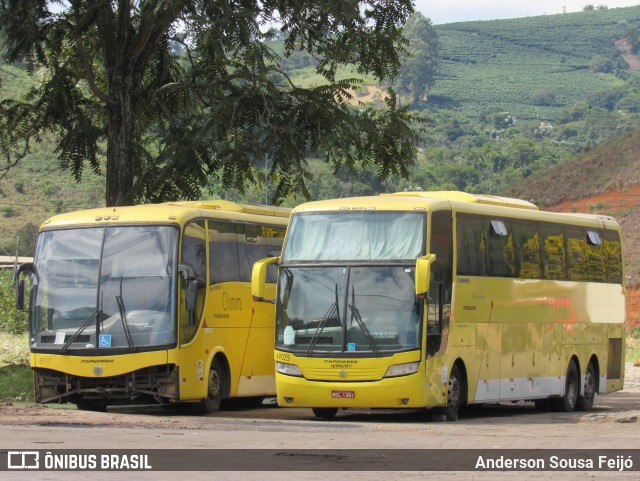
<box><xmin>253</xmin><ymin>191</ymin><xmax>625</xmax><ymax>420</ymax></box>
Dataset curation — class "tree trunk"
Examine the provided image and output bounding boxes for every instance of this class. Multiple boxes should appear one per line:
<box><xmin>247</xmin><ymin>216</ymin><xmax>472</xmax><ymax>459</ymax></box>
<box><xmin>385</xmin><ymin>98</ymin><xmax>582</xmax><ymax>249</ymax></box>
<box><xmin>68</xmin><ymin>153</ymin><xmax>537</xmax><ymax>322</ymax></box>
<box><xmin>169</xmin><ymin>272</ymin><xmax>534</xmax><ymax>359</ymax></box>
<box><xmin>106</xmin><ymin>81</ymin><xmax>135</xmax><ymax>207</ymax></box>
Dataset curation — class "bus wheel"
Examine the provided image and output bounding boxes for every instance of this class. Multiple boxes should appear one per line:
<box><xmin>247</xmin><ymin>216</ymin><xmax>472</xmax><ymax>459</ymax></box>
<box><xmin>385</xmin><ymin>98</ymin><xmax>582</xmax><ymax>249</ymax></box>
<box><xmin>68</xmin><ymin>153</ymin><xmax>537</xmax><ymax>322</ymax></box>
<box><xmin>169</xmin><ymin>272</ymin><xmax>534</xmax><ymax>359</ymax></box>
<box><xmin>444</xmin><ymin>364</ymin><xmax>463</xmax><ymax>421</ymax></box>
<box><xmin>193</xmin><ymin>359</ymin><xmax>224</xmax><ymax>414</ymax></box>
<box><xmin>554</xmin><ymin>359</ymin><xmax>578</xmax><ymax>412</ymax></box>
<box><xmin>576</xmin><ymin>362</ymin><xmax>596</xmax><ymax>411</ymax></box>
<box><xmin>312</xmin><ymin>408</ymin><xmax>338</xmax><ymax>420</ymax></box>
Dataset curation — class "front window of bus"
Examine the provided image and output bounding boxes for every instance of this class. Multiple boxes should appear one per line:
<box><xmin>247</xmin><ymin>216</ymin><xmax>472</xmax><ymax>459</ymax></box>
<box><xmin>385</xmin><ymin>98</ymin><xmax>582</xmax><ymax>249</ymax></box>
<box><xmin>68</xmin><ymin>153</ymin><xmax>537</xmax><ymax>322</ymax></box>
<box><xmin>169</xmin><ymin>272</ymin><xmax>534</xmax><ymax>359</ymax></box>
<box><xmin>277</xmin><ymin>212</ymin><xmax>425</xmax><ymax>355</ymax></box>
<box><xmin>29</xmin><ymin>225</ymin><xmax>179</xmax><ymax>352</ymax></box>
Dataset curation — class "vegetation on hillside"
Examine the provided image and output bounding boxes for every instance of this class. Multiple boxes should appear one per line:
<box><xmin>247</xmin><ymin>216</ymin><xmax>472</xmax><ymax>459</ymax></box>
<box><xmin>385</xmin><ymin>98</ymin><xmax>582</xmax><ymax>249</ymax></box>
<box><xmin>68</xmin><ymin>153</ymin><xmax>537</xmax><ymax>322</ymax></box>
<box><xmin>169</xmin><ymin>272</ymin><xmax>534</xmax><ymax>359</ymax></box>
<box><xmin>432</xmin><ymin>6</ymin><xmax>640</xmax><ymax>120</ymax></box>
<box><xmin>3</xmin><ymin>5</ymin><xmax>640</xmax><ymax>259</ymax></box>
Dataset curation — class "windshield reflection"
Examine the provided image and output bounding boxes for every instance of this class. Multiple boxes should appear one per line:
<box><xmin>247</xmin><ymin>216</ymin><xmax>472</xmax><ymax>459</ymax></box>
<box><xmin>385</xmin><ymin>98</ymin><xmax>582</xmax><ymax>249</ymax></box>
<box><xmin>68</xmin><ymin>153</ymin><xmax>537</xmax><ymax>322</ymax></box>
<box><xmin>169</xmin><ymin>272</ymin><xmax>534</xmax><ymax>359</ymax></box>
<box><xmin>276</xmin><ymin>266</ymin><xmax>421</xmax><ymax>354</ymax></box>
<box><xmin>30</xmin><ymin>226</ymin><xmax>178</xmax><ymax>352</ymax></box>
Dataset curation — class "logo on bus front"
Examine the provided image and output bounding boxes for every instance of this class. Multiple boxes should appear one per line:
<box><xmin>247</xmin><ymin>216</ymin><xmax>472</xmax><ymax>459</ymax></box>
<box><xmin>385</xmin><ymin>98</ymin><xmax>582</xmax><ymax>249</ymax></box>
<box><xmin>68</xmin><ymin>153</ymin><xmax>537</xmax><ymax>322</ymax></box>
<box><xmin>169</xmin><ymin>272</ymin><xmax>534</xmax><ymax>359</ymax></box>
<box><xmin>98</xmin><ymin>334</ymin><xmax>112</xmax><ymax>347</ymax></box>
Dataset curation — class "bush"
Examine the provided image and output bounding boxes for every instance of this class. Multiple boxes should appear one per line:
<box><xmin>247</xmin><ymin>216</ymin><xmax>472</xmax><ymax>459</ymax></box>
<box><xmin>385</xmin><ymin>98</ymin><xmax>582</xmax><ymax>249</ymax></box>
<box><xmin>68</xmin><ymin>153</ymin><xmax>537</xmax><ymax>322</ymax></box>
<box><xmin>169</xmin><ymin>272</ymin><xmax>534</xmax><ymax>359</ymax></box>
<box><xmin>0</xmin><ymin>270</ymin><xmax>28</xmax><ymax>334</ymax></box>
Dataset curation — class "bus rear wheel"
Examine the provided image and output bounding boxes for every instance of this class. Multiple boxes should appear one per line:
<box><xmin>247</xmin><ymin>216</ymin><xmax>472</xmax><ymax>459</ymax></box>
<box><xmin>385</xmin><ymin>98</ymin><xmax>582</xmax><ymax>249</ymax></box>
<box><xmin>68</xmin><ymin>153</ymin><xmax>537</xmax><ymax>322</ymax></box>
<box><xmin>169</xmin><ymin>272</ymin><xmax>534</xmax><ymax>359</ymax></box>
<box><xmin>312</xmin><ymin>408</ymin><xmax>338</xmax><ymax>420</ymax></box>
<box><xmin>576</xmin><ymin>362</ymin><xmax>596</xmax><ymax>411</ymax></box>
<box><xmin>192</xmin><ymin>359</ymin><xmax>224</xmax><ymax>414</ymax></box>
<box><xmin>554</xmin><ymin>359</ymin><xmax>578</xmax><ymax>412</ymax></box>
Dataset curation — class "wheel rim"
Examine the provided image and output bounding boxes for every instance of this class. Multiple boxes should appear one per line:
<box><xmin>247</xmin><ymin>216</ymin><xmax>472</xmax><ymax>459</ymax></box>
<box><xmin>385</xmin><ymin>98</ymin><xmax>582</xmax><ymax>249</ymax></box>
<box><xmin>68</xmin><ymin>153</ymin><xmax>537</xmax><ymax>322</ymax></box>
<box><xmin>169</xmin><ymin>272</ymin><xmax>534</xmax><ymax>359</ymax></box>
<box><xmin>448</xmin><ymin>374</ymin><xmax>460</xmax><ymax>408</ymax></box>
<box><xmin>208</xmin><ymin>368</ymin><xmax>221</xmax><ymax>399</ymax></box>
<box><xmin>584</xmin><ymin>369</ymin><xmax>595</xmax><ymax>401</ymax></box>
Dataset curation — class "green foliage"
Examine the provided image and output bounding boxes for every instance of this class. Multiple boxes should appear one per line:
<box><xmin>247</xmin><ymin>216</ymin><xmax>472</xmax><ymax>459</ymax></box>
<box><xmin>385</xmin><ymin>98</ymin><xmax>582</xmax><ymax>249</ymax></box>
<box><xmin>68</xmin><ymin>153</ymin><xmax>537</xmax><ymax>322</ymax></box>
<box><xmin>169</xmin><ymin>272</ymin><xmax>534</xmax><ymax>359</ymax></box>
<box><xmin>0</xmin><ymin>270</ymin><xmax>28</xmax><ymax>334</ymax></box>
<box><xmin>431</xmin><ymin>6</ymin><xmax>640</xmax><ymax>120</ymax></box>
<box><xmin>0</xmin><ymin>364</ymin><xmax>33</xmax><ymax>401</ymax></box>
<box><xmin>0</xmin><ymin>0</ymin><xmax>419</xmax><ymax>206</ymax></box>
<box><xmin>394</xmin><ymin>12</ymin><xmax>439</xmax><ymax>105</ymax></box>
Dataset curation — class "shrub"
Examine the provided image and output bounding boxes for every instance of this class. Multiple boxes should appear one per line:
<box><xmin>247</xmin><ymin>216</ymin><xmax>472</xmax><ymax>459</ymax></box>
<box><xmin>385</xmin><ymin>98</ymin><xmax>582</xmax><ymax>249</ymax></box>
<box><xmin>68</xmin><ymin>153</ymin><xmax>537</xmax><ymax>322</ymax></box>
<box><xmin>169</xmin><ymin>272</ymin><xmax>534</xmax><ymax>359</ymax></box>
<box><xmin>0</xmin><ymin>270</ymin><xmax>28</xmax><ymax>334</ymax></box>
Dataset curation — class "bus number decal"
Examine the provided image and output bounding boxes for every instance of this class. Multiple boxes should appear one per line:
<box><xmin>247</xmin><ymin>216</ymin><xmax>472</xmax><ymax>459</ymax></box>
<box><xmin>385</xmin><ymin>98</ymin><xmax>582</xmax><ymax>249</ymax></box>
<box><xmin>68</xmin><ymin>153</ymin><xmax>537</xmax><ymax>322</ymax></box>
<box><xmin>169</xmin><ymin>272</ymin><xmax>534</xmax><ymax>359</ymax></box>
<box><xmin>276</xmin><ymin>352</ymin><xmax>291</xmax><ymax>362</ymax></box>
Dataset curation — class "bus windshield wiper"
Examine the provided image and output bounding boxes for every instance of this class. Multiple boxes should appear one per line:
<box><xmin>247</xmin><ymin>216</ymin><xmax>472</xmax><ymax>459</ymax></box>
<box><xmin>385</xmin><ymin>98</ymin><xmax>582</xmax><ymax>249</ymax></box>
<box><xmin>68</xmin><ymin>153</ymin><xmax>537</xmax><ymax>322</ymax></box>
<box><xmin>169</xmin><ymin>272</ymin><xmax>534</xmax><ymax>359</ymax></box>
<box><xmin>306</xmin><ymin>284</ymin><xmax>340</xmax><ymax>354</ymax></box>
<box><xmin>60</xmin><ymin>309</ymin><xmax>100</xmax><ymax>354</ymax></box>
<box><xmin>348</xmin><ymin>286</ymin><xmax>378</xmax><ymax>354</ymax></box>
<box><xmin>116</xmin><ymin>277</ymin><xmax>136</xmax><ymax>352</ymax></box>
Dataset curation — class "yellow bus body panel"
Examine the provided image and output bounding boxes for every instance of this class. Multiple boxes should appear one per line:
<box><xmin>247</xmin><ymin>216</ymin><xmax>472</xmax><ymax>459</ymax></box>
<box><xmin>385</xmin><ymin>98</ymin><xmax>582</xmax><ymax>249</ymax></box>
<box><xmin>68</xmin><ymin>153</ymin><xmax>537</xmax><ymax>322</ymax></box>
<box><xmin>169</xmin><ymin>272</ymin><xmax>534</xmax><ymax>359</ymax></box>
<box><xmin>30</xmin><ymin>350</ymin><xmax>168</xmax><ymax>377</ymax></box>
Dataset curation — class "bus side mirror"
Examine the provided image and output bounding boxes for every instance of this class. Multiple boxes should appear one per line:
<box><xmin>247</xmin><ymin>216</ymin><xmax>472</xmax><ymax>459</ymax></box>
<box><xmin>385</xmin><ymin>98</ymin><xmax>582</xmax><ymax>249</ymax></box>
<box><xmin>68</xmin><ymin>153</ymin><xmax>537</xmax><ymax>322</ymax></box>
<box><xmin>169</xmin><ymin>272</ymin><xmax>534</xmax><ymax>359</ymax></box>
<box><xmin>415</xmin><ymin>254</ymin><xmax>436</xmax><ymax>299</ymax></box>
<box><xmin>16</xmin><ymin>279</ymin><xmax>25</xmax><ymax>310</ymax></box>
<box><xmin>252</xmin><ymin>257</ymin><xmax>279</xmax><ymax>303</ymax></box>
<box><xmin>15</xmin><ymin>262</ymin><xmax>33</xmax><ymax>311</ymax></box>
<box><xmin>178</xmin><ymin>264</ymin><xmax>198</xmax><ymax>312</ymax></box>
<box><xmin>185</xmin><ymin>280</ymin><xmax>198</xmax><ymax>312</ymax></box>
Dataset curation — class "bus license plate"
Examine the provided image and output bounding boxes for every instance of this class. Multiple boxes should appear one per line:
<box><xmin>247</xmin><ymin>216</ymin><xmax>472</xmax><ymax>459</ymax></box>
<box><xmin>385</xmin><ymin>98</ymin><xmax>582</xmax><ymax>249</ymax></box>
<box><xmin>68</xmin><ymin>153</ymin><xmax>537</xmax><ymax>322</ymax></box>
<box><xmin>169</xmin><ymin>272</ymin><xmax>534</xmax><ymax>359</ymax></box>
<box><xmin>331</xmin><ymin>390</ymin><xmax>355</xmax><ymax>399</ymax></box>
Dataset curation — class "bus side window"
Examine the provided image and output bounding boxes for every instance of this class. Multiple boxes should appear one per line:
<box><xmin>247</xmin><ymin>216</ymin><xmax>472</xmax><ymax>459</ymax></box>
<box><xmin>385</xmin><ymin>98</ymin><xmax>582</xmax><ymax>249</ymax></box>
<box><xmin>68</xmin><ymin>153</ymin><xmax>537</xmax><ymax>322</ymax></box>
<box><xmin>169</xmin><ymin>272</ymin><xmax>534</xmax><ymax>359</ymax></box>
<box><xmin>180</xmin><ymin>220</ymin><xmax>206</xmax><ymax>345</ymax></box>
<box><xmin>513</xmin><ymin>221</ymin><xmax>541</xmax><ymax>279</ymax></box>
<box><xmin>541</xmin><ymin>223</ymin><xmax>566</xmax><ymax>280</ymax></box>
<box><xmin>603</xmin><ymin>231</ymin><xmax>623</xmax><ymax>284</ymax></box>
<box><xmin>209</xmin><ymin>221</ymin><xmax>240</xmax><ymax>284</ymax></box>
<box><xmin>456</xmin><ymin>214</ymin><xmax>486</xmax><ymax>276</ymax></box>
<box><xmin>566</xmin><ymin>226</ymin><xmax>589</xmax><ymax>281</ymax></box>
<box><xmin>486</xmin><ymin>219</ymin><xmax>513</xmax><ymax>277</ymax></box>
<box><xmin>585</xmin><ymin>229</ymin><xmax>606</xmax><ymax>282</ymax></box>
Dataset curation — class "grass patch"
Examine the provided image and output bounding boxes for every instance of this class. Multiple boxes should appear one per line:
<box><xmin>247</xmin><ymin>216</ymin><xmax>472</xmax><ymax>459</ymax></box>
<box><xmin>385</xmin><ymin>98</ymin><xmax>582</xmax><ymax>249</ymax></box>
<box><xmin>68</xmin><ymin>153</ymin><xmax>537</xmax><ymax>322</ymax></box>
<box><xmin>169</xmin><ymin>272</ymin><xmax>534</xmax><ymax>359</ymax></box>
<box><xmin>0</xmin><ymin>331</ymin><xmax>33</xmax><ymax>402</ymax></box>
<box><xmin>627</xmin><ymin>327</ymin><xmax>640</xmax><ymax>364</ymax></box>
<box><xmin>0</xmin><ymin>364</ymin><xmax>33</xmax><ymax>402</ymax></box>
<box><xmin>0</xmin><ymin>331</ymin><xmax>29</xmax><ymax>366</ymax></box>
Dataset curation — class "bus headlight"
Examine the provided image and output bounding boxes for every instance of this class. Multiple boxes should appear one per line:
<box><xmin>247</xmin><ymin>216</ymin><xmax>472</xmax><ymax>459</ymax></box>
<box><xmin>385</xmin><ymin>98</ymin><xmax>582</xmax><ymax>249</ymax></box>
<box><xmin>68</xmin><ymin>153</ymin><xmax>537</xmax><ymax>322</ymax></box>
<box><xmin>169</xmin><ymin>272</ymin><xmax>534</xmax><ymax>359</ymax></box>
<box><xmin>276</xmin><ymin>361</ymin><xmax>303</xmax><ymax>377</ymax></box>
<box><xmin>384</xmin><ymin>362</ymin><xmax>420</xmax><ymax>378</ymax></box>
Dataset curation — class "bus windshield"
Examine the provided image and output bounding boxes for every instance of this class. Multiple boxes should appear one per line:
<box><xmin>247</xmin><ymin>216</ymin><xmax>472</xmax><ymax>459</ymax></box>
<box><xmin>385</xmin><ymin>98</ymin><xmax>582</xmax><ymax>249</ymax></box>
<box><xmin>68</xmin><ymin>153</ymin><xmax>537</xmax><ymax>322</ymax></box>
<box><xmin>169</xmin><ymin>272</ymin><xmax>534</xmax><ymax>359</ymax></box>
<box><xmin>29</xmin><ymin>225</ymin><xmax>179</xmax><ymax>352</ymax></box>
<box><xmin>277</xmin><ymin>211</ymin><xmax>425</xmax><ymax>354</ymax></box>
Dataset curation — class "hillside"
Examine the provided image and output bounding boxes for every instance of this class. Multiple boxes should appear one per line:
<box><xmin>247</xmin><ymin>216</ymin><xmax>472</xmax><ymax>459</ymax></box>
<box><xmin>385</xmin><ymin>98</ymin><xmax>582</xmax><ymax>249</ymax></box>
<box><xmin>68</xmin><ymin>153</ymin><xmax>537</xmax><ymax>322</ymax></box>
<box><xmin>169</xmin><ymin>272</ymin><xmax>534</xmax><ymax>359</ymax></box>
<box><xmin>432</xmin><ymin>6</ymin><xmax>640</xmax><ymax>121</ymax></box>
<box><xmin>0</xmin><ymin>62</ymin><xmax>106</xmax><ymax>257</ymax></box>
<box><xmin>3</xmin><ymin>6</ymin><xmax>640</xmax><ymax>259</ymax></box>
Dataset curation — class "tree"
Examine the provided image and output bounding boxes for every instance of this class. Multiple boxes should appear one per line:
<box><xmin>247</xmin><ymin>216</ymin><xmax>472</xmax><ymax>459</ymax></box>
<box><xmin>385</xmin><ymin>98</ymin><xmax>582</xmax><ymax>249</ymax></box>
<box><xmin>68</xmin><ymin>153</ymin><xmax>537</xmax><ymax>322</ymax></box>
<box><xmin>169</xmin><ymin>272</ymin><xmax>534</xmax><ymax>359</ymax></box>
<box><xmin>0</xmin><ymin>0</ymin><xmax>418</xmax><ymax>206</ymax></box>
<box><xmin>395</xmin><ymin>12</ymin><xmax>439</xmax><ymax>105</ymax></box>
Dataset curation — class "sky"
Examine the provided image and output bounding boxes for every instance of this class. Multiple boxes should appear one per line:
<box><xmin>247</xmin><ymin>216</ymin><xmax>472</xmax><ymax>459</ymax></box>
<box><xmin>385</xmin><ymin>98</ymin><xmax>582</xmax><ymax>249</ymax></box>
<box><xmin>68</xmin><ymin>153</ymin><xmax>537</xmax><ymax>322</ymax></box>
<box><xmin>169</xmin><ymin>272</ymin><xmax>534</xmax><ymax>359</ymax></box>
<box><xmin>414</xmin><ymin>0</ymin><xmax>640</xmax><ymax>24</ymax></box>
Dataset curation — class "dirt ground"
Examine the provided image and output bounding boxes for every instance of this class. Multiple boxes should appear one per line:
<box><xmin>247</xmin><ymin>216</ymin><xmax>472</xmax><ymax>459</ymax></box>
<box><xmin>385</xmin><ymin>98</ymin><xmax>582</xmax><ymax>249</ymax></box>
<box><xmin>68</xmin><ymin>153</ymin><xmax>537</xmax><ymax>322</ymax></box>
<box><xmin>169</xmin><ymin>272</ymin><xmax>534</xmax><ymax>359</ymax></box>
<box><xmin>1</xmin><ymin>363</ymin><xmax>639</xmax><ymax>430</ymax></box>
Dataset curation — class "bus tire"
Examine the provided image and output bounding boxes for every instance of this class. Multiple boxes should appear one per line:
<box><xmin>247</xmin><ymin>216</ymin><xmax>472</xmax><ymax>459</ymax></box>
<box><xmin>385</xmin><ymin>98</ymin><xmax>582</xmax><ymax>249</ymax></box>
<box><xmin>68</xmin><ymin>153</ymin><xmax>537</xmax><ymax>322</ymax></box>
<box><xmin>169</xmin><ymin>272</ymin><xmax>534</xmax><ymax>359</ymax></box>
<box><xmin>554</xmin><ymin>359</ymin><xmax>579</xmax><ymax>412</ymax></box>
<box><xmin>193</xmin><ymin>359</ymin><xmax>224</xmax><ymax>414</ymax></box>
<box><xmin>443</xmin><ymin>364</ymin><xmax>463</xmax><ymax>421</ymax></box>
<box><xmin>312</xmin><ymin>408</ymin><xmax>338</xmax><ymax>420</ymax></box>
<box><xmin>576</xmin><ymin>362</ymin><xmax>596</xmax><ymax>411</ymax></box>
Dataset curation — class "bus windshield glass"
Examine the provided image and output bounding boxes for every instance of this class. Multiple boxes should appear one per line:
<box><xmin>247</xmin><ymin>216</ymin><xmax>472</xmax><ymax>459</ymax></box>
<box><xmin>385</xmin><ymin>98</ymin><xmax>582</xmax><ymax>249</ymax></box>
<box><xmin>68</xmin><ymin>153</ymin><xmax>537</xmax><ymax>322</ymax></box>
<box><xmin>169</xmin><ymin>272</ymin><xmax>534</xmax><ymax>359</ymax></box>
<box><xmin>277</xmin><ymin>211</ymin><xmax>425</xmax><ymax>354</ymax></box>
<box><xmin>29</xmin><ymin>226</ymin><xmax>179</xmax><ymax>352</ymax></box>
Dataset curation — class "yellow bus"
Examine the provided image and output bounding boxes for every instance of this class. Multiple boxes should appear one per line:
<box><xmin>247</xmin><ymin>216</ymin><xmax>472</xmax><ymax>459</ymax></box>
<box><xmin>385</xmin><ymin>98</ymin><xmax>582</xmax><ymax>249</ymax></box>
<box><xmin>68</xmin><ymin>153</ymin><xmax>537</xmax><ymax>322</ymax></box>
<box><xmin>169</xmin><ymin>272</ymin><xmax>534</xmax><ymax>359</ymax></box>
<box><xmin>252</xmin><ymin>191</ymin><xmax>625</xmax><ymax>420</ymax></box>
<box><xmin>15</xmin><ymin>200</ymin><xmax>290</xmax><ymax>413</ymax></box>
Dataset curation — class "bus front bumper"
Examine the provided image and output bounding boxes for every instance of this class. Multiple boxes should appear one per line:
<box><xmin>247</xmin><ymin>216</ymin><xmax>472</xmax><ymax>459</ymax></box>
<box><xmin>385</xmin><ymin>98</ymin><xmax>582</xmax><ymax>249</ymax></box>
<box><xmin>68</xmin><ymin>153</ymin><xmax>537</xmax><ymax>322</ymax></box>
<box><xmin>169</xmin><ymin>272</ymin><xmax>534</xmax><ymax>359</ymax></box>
<box><xmin>275</xmin><ymin>372</ymin><xmax>443</xmax><ymax>409</ymax></box>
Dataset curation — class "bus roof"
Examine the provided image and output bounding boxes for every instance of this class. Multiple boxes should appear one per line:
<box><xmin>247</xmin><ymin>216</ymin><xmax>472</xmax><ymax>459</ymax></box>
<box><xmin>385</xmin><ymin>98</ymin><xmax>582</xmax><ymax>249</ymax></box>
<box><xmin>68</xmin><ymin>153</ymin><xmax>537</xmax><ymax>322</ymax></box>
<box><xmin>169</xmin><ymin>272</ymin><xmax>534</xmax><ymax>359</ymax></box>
<box><xmin>40</xmin><ymin>200</ymin><xmax>291</xmax><ymax>229</ymax></box>
<box><xmin>293</xmin><ymin>191</ymin><xmax>538</xmax><ymax>212</ymax></box>
<box><xmin>291</xmin><ymin>191</ymin><xmax>620</xmax><ymax>230</ymax></box>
